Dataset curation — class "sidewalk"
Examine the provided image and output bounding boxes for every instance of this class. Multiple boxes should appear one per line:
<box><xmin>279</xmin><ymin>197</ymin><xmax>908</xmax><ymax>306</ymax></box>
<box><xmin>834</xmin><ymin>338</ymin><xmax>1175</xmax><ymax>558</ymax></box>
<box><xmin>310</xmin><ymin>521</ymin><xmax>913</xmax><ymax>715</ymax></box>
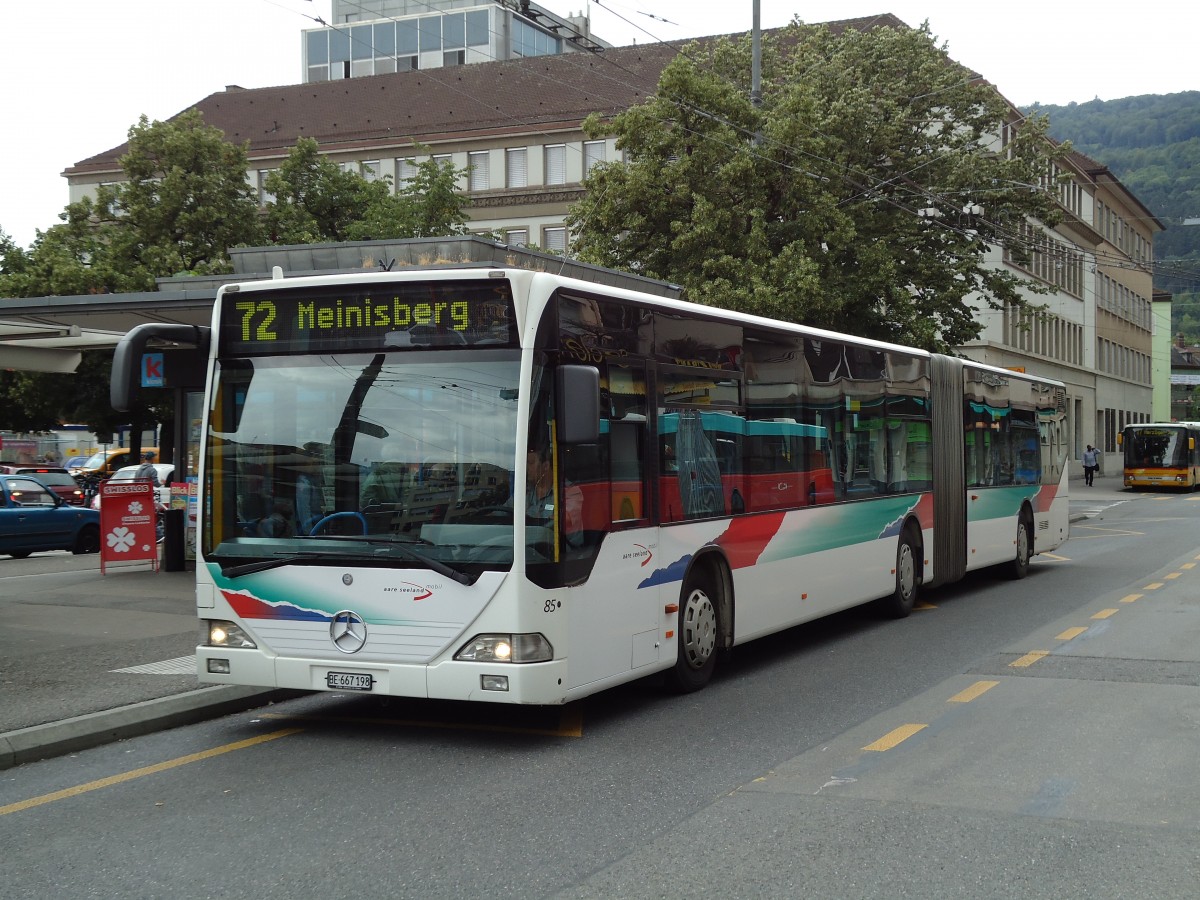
<box><xmin>0</xmin><ymin>559</ymin><xmax>294</xmax><ymax>769</ymax></box>
<box><xmin>0</xmin><ymin>470</ymin><xmax>1133</xmax><ymax>770</ymax></box>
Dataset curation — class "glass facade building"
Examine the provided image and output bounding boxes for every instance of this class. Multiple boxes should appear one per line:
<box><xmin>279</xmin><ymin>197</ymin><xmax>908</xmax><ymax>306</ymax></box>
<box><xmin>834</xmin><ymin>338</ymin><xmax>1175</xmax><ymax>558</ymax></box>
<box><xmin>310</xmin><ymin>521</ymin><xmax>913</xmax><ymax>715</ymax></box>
<box><xmin>304</xmin><ymin>0</ymin><xmax>602</xmax><ymax>82</ymax></box>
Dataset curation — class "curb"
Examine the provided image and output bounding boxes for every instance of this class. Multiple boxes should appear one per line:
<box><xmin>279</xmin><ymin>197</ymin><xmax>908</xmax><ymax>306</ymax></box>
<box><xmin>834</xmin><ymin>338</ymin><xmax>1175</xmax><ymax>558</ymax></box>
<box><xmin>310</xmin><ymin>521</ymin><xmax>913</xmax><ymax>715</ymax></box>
<box><xmin>0</xmin><ymin>686</ymin><xmax>304</xmax><ymax>771</ymax></box>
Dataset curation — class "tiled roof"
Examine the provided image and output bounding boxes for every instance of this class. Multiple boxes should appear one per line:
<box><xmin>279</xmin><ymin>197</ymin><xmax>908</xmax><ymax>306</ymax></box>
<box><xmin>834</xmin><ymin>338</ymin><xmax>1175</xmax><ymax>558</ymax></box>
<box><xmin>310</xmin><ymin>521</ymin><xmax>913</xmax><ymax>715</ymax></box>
<box><xmin>66</xmin><ymin>15</ymin><xmax>910</xmax><ymax>175</ymax></box>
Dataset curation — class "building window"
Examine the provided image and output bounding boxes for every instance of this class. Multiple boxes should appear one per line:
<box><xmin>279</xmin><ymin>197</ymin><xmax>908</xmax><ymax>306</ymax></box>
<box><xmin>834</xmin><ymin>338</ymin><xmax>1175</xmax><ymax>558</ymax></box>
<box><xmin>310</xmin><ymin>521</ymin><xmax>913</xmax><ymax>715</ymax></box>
<box><xmin>506</xmin><ymin>148</ymin><xmax>528</xmax><ymax>188</ymax></box>
<box><xmin>466</xmin><ymin>10</ymin><xmax>489</xmax><ymax>47</ymax></box>
<box><xmin>257</xmin><ymin>170</ymin><xmax>276</xmax><ymax>206</ymax></box>
<box><xmin>513</xmin><ymin>18</ymin><xmax>561</xmax><ymax>57</ymax></box>
<box><xmin>443</xmin><ymin>13</ymin><xmax>465</xmax><ymax>49</ymax></box>
<box><xmin>506</xmin><ymin>229</ymin><xmax>528</xmax><ymax>247</ymax></box>
<box><xmin>350</xmin><ymin>23</ymin><xmax>373</xmax><ymax>78</ymax></box>
<box><xmin>419</xmin><ymin>15</ymin><xmax>441</xmax><ymax>53</ymax></box>
<box><xmin>469</xmin><ymin>151</ymin><xmax>490</xmax><ymax>191</ymax></box>
<box><xmin>396</xmin><ymin>157</ymin><xmax>418</xmax><ymax>189</ymax></box>
<box><xmin>583</xmin><ymin>140</ymin><xmax>606</xmax><ymax>174</ymax></box>
<box><xmin>542</xmin><ymin>225</ymin><xmax>567</xmax><ymax>252</ymax></box>
<box><xmin>306</xmin><ymin>30</ymin><xmax>329</xmax><ymax>82</ymax></box>
<box><xmin>398</xmin><ymin>19</ymin><xmax>418</xmax><ymax>55</ymax></box>
<box><xmin>360</xmin><ymin>160</ymin><xmax>381</xmax><ymax>182</ymax></box>
<box><xmin>545</xmin><ymin>144</ymin><xmax>566</xmax><ymax>185</ymax></box>
<box><xmin>444</xmin><ymin>50</ymin><xmax>465</xmax><ymax>66</ymax></box>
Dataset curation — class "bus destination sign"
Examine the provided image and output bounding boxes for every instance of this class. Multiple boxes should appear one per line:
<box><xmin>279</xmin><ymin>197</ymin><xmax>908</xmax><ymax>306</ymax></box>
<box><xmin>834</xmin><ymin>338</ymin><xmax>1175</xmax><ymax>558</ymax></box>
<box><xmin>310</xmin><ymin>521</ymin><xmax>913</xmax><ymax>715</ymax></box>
<box><xmin>219</xmin><ymin>279</ymin><xmax>518</xmax><ymax>355</ymax></box>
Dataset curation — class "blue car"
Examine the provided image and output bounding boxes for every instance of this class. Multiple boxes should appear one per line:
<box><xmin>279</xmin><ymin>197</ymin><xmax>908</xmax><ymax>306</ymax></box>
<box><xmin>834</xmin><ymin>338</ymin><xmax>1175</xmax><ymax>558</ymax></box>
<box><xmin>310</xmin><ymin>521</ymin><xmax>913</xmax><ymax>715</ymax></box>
<box><xmin>0</xmin><ymin>473</ymin><xmax>101</xmax><ymax>559</ymax></box>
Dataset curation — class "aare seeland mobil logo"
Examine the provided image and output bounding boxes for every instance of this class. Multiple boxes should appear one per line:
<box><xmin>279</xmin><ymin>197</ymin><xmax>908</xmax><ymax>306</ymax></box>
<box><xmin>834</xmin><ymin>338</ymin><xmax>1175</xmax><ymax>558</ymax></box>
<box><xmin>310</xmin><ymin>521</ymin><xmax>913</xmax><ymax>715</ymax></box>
<box><xmin>383</xmin><ymin>582</ymin><xmax>435</xmax><ymax>601</ymax></box>
<box><xmin>623</xmin><ymin>543</ymin><xmax>654</xmax><ymax>567</ymax></box>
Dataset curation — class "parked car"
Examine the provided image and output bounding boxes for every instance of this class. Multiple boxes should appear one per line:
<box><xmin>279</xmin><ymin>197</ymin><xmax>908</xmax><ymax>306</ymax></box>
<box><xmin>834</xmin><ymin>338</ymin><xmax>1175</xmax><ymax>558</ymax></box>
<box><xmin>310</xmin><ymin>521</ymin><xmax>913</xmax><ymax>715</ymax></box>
<box><xmin>90</xmin><ymin>463</ymin><xmax>174</xmax><ymax>510</ymax></box>
<box><xmin>76</xmin><ymin>447</ymin><xmax>159</xmax><ymax>480</ymax></box>
<box><xmin>0</xmin><ymin>474</ymin><xmax>101</xmax><ymax>558</ymax></box>
<box><xmin>0</xmin><ymin>466</ymin><xmax>86</xmax><ymax>505</ymax></box>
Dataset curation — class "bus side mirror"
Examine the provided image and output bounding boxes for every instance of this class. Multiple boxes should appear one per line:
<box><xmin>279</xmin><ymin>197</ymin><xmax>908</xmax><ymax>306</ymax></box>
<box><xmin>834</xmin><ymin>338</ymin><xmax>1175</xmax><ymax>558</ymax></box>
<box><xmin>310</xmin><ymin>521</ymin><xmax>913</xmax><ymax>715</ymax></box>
<box><xmin>556</xmin><ymin>365</ymin><xmax>600</xmax><ymax>444</ymax></box>
<box><xmin>1116</xmin><ymin>434</ymin><xmax>1123</xmax><ymax>447</ymax></box>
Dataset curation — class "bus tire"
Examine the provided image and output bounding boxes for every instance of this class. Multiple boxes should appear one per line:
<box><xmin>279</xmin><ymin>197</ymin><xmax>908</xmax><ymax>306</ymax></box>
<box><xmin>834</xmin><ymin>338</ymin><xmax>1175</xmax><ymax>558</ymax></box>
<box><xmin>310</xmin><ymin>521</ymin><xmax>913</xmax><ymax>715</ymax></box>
<box><xmin>668</xmin><ymin>568</ymin><xmax>721</xmax><ymax>692</ymax></box>
<box><xmin>1008</xmin><ymin>513</ymin><xmax>1032</xmax><ymax>580</ymax></box>
<box><xmin>877</xmin><ymin>525</ymin><xmax>920</xmax><ymax>619</ymax></box>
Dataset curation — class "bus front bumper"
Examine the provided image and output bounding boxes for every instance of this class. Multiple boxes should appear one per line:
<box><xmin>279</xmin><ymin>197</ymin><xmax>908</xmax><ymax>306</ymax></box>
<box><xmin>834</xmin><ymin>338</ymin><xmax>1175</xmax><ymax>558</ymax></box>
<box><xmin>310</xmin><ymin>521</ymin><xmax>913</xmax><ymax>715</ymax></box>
<box><xmin>197</xmin><ymin>647</ymin><xmax>571</xmax><ymax>705</ymax></box>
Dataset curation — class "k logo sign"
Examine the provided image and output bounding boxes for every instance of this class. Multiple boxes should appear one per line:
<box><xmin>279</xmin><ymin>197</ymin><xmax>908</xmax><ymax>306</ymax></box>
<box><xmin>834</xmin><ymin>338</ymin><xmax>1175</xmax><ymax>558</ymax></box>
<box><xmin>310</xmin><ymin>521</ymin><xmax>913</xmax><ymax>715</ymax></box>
<box><xmin>141</xmin><ymin>352</ymin><xmax>164</xmax><ymax>388</ymax></box>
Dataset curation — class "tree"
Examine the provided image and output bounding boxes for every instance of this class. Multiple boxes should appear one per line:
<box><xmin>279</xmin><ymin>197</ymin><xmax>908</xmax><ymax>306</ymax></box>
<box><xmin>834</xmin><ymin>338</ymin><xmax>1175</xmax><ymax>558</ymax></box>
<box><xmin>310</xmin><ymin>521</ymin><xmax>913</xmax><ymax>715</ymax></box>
<box><xmin>263</xmin><ymin>138</ymin><xmax>386</xmax><ymax>244</ymax></box>
<box><xmin>265</xmin><ymin>139</ymin><xmax>470</xmax><ymax>243</ymax></box>
<box><xmin>567</xmin><ymin>21</ymin><xmax>1069</xmax><ymax>352</ymax></box>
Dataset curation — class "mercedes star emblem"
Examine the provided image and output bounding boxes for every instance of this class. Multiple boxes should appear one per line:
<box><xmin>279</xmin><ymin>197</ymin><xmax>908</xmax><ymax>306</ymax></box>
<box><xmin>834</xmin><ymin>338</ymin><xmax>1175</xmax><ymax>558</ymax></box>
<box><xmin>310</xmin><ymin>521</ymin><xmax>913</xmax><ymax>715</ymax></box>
<box><xmin>330</xmin><ymin>609</ymin><xmax>368</xmax><ymax>653</ymax></box>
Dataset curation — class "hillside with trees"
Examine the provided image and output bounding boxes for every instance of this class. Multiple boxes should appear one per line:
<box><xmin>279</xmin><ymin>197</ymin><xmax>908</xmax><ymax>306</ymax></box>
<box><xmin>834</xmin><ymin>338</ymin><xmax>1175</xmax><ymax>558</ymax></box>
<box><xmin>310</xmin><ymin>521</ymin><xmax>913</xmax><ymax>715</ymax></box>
<box><xmin>1029</xmin><ymin>92</ymin><xmax>1200</xmax><ymax>336</ymax></box>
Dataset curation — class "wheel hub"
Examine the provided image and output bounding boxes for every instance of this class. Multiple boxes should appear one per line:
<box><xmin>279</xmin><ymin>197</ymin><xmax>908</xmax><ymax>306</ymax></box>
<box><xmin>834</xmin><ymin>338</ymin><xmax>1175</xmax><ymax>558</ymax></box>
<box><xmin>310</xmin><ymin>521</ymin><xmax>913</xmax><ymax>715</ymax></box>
<box><xmin>682</xmin><ymin>588</ymin><xmax>717</xmax><ymax>668</ymax></box>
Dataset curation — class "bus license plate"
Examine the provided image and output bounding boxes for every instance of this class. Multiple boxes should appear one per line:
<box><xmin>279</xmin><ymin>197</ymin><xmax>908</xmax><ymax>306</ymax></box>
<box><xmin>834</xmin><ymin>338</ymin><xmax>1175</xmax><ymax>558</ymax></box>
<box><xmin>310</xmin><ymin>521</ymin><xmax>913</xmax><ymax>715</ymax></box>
<box><xmin>326</xmin><ymin>671</ymin><xmax>373</xmax><ymax>691</ymax></box>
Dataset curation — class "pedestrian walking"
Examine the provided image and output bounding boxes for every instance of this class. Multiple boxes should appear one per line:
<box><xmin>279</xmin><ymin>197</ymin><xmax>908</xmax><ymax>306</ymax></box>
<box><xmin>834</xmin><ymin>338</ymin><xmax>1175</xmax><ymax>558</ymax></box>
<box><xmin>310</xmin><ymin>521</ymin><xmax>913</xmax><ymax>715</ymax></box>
<box><xmin>1082</xmin><ymin>444</ymin><xmax>1099</xmax><ymax>486</ymax></box>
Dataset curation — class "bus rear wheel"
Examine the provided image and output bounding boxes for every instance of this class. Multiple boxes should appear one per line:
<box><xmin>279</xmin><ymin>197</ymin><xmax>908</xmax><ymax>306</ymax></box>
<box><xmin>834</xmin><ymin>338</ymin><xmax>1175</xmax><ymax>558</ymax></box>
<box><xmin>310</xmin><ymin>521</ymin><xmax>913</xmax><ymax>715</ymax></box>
<box><xmin>668</xmin><ymin>570</ymin><xmax>720</xmax><ymax>692</ymax></box>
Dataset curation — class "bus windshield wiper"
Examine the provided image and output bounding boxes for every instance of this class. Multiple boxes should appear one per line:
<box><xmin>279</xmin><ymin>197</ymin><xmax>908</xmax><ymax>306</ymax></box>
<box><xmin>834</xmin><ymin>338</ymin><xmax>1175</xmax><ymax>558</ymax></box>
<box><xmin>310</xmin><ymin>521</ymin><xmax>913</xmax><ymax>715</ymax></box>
<box><xmin>221</xmin><ymin>551</ymin><xmax>369</xmax><ymax>579</ymax></box>
<box><xmin>287</xmin><ymin>534</ymin><xmax>476</xmax><ymax>585</ymax></box>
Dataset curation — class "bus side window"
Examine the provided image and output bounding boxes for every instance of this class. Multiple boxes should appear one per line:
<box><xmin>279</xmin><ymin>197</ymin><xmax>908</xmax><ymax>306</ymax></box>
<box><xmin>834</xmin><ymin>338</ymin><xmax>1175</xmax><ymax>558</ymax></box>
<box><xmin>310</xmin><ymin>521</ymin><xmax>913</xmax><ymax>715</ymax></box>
<box><xmin>610</xmin><ymin>422</ymin><xmax>644</xmax><ymax>522</ymax></box>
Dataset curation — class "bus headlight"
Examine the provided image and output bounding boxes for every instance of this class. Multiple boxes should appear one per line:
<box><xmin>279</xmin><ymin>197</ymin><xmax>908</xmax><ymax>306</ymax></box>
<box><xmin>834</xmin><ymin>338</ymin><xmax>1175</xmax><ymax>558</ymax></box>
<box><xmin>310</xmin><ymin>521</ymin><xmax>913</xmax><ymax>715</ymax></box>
<box><xmin>454</xmin><ymin>633</ymin><xmax>552</xmax><ymax>663</ymax></box>
<box><xmin>205</xmin><ymin>620</ymin><xmax>257</xmax><ymax>649</ymax></box>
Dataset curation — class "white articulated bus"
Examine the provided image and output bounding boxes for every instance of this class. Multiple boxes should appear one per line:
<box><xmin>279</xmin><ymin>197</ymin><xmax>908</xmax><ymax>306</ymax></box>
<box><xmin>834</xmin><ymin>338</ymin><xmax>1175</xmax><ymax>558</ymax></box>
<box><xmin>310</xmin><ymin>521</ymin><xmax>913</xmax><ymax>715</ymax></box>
<box><xmin>112</xmin><ymin>241</ymin><xmax>1069</xmax><ymax>704</ymax></box>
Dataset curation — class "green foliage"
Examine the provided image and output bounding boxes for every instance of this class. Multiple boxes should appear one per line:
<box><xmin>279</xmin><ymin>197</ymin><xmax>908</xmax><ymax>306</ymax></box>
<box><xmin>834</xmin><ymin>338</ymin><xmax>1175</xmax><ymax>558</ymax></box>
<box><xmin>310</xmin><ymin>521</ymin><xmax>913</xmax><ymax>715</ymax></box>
<box><xmin>265</xmin><ymin>140</ymin><xmax>469</xmax><ymax>243</ymax></box>
<box><xmin>568</xmin><ymin>21</ymin><xmax>1068</xmax><ymax>352</ymax></box>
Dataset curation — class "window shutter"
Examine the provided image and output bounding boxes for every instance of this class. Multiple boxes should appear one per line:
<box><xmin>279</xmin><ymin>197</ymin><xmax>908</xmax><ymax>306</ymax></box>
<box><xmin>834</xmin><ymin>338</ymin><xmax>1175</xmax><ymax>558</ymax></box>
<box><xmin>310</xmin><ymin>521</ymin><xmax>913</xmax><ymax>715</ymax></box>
<box><xmin>545</xmin><ymin>145</ymin><xmax>565</xmax><ymax>185</ymax></box>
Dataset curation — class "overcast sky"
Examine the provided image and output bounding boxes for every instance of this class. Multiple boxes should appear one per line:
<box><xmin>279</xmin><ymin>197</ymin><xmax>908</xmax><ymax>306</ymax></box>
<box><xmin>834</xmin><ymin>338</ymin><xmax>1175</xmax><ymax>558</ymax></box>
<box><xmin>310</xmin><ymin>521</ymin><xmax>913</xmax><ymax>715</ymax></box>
<box><xmin>1</xmin><ymin>0</ymin><xmax>1193</xmax><ymax>249</ymax></box>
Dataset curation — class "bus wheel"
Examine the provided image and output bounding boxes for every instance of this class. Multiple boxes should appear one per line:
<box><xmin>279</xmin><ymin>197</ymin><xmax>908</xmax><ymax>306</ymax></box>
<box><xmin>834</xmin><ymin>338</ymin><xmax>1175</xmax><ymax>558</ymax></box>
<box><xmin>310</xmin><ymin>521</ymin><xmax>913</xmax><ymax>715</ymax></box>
<box><xmin>877</xmin><ymin>527</ymin><xmax>919</xmax><ymax>619</ymax></box>
<box><xmin>1008</xmin><ymin>515</ymin><xmax>1032</xmax><ymax>580</ymax></box>
<box><xmin>668</xmin><ymin>570</ymin><xmax>720</xmax><ymax>692</ymax></box>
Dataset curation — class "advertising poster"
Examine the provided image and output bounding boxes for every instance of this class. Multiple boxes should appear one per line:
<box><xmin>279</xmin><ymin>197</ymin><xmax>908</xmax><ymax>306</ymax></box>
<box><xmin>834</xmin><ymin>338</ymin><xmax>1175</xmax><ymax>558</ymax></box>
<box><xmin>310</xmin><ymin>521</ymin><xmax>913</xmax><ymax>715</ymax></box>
<box><xmin>99</xmin><ymin>479</ymin><xmax>158</xmax><ymax>573</ymax></box>
<box><xmin>184</xmin><ymin>477</ymin><xmax>199</xmax><ymax>560</ymax></box>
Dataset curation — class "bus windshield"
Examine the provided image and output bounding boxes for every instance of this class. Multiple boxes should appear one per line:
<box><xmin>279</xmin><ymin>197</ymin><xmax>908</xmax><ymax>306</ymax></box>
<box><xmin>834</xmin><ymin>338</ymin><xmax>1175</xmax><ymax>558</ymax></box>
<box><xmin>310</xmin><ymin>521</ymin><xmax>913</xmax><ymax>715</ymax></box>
<box><xmin>203</xmin><ymin>350</ymin><xmax>522</xmax><ymax>571</ymax></box>
<box><xmin>1125</xmin><ymin>427</ymin><xmax>1187</xmax><ymax>468</ymax></box>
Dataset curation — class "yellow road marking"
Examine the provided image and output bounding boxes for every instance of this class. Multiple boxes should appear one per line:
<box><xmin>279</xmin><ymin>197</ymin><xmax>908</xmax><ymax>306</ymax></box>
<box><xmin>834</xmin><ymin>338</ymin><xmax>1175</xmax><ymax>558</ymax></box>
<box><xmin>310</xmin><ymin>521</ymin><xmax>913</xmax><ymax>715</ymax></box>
<box><xmin>1038</xmin><ymin>552</ymin><xmax>1070</xmax><ymax>562</ymax></box>
<box><xmin>1092</xmin><ymin>609</ymin><xmax>1118</xmax><ymax>620</ymax></box>
<box><xmin>863</xmin><ymin>723</ymin><xmax>926</xmax><ymax>752</ymax></box>
<box><xmin>262</xmin><ymin>709</ymin><xmax>584</xmax><ymax>738</ymax></box>
<box><xmin>948</xmin><ymin>681</ymin><xmax>998</xmax><ymax>703</ymax></box>
<box><xmin>1056</xmin><ymin>627</ymin><xmax>1088</xmax><ymax>641</ymax></box>
<box><xmin>0</xmin><ymin>728</ymin><xmax>302</xmax><ymax>817</ymax></box>
<box><xmin>1144</xmin><ymin>582</ymin><xmax>1164</xmax><ymax>590</ymax></box>
<box><xmin>914</xmin><ymin>601</ymin><xmax>937</xmax><ymax>611</ymax></box>
<box><xmin>1120</xmin><ymin>594</ymin><xmax>1143</xmax><ymax>603</ymax></box>
<box><xmin>1166</xmin><ymin>572</ymin><xmax>1182</xmax><ymax>580</ymax></box>
<box><xmin>1182</xmin><ymin>563</ymin><xmax>1196</xmax><ymax>570</ymax></box>
<box><xmin>1011</xmin><ymin>651</ymin><xmax>1048</xmax><ymax>668</ymax></box>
